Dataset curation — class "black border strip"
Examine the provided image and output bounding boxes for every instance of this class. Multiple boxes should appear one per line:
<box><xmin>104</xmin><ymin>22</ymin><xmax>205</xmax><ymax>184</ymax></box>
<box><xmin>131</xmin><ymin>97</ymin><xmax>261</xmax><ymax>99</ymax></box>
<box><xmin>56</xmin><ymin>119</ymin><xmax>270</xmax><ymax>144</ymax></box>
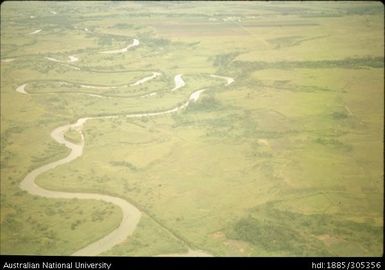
<box><xmin>1</xmin><ymin>256</ymin><xmax>384</xmax><ymax>270</ymax></box>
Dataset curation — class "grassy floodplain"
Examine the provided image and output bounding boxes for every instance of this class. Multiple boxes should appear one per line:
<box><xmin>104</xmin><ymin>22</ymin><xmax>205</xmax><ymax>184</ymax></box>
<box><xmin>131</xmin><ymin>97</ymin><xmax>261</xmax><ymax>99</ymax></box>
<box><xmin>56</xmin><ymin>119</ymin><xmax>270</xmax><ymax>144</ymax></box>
<box><xmin>0</xmin><ymin>1</ymin><xmax>383</xmax><ymax>256</ymax></box>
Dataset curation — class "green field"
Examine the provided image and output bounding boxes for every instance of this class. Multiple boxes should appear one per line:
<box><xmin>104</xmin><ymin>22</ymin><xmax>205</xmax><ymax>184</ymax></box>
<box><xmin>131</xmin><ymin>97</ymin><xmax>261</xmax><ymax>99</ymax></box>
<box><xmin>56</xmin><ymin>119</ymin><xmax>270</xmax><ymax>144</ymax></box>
<box><xmin>1</xmin><ymin>1</ymin><xmax>383</xmax><ymax>256</ymax></box>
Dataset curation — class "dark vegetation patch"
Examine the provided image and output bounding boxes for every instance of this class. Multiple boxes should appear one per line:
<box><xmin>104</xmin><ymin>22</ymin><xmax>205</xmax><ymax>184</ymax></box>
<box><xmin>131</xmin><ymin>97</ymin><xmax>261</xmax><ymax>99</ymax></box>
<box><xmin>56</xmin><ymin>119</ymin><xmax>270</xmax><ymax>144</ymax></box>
<box><xmin>331</xmin><ymin>111</ymin><xmax>349</xmax><ymax>120</ymax></box>
<box><xmin>186</xmin><ymin>96</ymin><xmax>222</xmax><ymax>113</ymax></box>
<box><xmin>111</xmin><ymin>23</ymin><xmax>142</xmax><ymax>30</ymax></box>
<box><xmin>110</xmin><ymin>161</ymin><xmax>138</xmax><ymax>171</ymax></box>
<box><xmin>227</xmin><ymin>205</ymin><xmax>383</xmax><ymax>256</ymax></box>
<box><xmin>210</xmin><ymin>52</ymin><xmax>241</xmax><ymax>68</ymax></box>
<box><xmin>267</xmin><ymin>35</ymin><xmax>329</xmax><ymax>49</ymax></box>
<box><xmin>313</xmin><ymin>137</ymin><xmax>353</xmax><ymax>152</ymax></box>
<box><xmin>229</xmin><ymin>57</ymin><xmax>385</xmax><ymax>77</ymax></box>
<box><xmin>30</xmin><ymin>142</ymin><xmax>70</xmax><ymax>170</ymax></box>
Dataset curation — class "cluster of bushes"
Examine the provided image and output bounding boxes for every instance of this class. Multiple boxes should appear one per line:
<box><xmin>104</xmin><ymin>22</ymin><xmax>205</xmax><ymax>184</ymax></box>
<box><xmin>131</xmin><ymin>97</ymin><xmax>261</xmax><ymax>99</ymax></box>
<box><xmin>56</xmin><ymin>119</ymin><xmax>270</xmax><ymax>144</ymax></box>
<box><xmin>64</xmin><ymin>129</ymin><xmax>82</xmax><ymax>144</ymax></box>
<box><xmin>91</xmin><ymin>209</ymin><xmax>107</xmax><ymax>222</ymax></box>
<box><xmin>341</xmin><ymin>5</ymin><xmax>383</xmax><ymax>15</ymax></box>
<box><xmin>267</xmin><ymin>36</ymin><xmax>302</xmax><ymax>49</ymax></box>
<box><xmin>30</xmin><ymin>142</ymin><xmax>70</xmax><ymax>168</ymax></box>
<box><xmin>186</xmin><ymin>96</ymin><xmax>222</xmax><ymax>112</ymax></box>
<box><xmin>231</xmin><ymin>56</ymin><xmax>384</xmax><ymax>75</ymax></box>
<box><xmin>110</xmin><ymin>160</ymin><xmax>137</xmax><ymax>171</ymax></box>
<box><xmin>70</xmin><ymin>219</ymin><xmax>83</xmax><ymax>230</ymax></box>
<box><xmin>227</xmin><ymin>206</ymin><xmax>383</xmax><ymax>256</ymax></box>
<box><xmin>331</xmin><ymin>111</ymin><xmax>349</xmax><ymax>119</ymax></box>
<box><xmin>137</xmin><ymin>33</ymin><xmax>171</xmax><ymax>48</ymax></box>
<box><xmin>211</xmin><ymin>52</ymin><xmax>240</xmax><ymax>68</ymax></box>
<box><xmin>112</xmin><ymin>23</ymin><xmax>142</xmax><ymax>30</ymax></box>
<box><xmin>229</xmin><ymin>215</ymin><xmax>327</xmax><ymax>255</ymax></box>
<box><xmin>314</xmin><ymin>137</ymin><xmax>353</xmax><ymax>152</ymax></box>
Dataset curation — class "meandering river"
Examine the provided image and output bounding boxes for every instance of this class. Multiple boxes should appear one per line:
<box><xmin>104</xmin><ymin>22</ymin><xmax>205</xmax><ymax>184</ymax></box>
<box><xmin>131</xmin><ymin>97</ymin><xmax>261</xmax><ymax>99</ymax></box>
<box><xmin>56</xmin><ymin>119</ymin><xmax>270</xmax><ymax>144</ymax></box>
<box><xmin>17</xmin><ymin>85</ymin><xmax>230</xmax><ymax>256</ymax></box>
<box><xmin>15</xmin><ymin>39</ymin><xmax>234</xmax><ymax>256</ymax></box>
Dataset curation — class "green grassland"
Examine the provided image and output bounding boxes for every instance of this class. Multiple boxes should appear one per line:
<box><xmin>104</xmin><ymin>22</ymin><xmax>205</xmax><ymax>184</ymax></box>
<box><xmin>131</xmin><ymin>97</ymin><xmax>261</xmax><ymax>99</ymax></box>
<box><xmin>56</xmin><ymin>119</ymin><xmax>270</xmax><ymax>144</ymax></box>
<box><xmin>1</xmin><ymin>1</ymin><xmax>383</xmax><ymax>256</ymax></box>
